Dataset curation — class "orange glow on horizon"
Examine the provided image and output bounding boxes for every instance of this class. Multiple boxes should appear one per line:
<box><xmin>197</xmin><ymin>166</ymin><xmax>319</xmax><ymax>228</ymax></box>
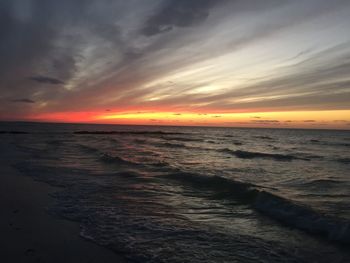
<box><xmin>24</xmin><ymin>109</ymin><xmax>350</xmax><ymax>130</ymax></box>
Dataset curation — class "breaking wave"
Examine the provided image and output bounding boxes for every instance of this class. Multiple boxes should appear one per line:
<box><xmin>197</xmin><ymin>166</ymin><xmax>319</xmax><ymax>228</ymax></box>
<box><xmin>165</xmin><ymin>172</ymin><xmax>350</xmax><ymax>244</ymax></box>
<box><xmin>255</xmin><ymin>191</ymin><xmax>350</xmax><ymax>244</ymax></box>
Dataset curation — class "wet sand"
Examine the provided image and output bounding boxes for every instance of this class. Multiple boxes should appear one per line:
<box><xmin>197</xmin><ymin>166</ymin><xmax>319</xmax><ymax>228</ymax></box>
<box><xmin>0</xmin><ymin>140</ymin><xmax>128</xmax><ymax>263</ymax></box>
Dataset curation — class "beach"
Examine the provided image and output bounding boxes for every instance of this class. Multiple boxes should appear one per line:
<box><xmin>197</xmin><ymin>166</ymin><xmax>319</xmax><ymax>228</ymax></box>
<box><xmin>0</xmin><ymin>139</ymin><xmax>128</xmax><ymax>263</ymax></box>
<box><xmin>1</xmin><ymin>0</ymin><xmax>350</xmax><ymax>261</ymax></box>
<box><xmin>0</xmin><ymin>122</ymin><xmax>349</xmax><ymax>262</ymax></box>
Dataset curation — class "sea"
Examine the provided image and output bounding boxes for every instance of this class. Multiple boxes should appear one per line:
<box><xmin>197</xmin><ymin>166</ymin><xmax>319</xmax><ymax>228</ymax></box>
<box><xmin>1</xmin><ymin>121</ymin><xmax>350</xmax><ymax>262</ymax></box>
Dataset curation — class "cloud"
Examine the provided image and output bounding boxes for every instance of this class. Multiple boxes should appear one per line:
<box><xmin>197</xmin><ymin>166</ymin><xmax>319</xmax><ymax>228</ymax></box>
<box><xmin>0</xmin><ymin>0</ymin><xmax>350</xmax><ymax>121</ymax></box>
<box><xmin>11</xmin><ymin>98</ymin><xmax>35</xmax><ymax>103</ymax></box>
<box><xmin>303</xmin><ymin>120</ymin><xmax>316</xmax><ymax>123</ymax></box>
<box><xmin>141</xmin><ymin>0</ymin><xmax>223</xmax><ymax>36</ymax></box>
<box><xmin>251</xmin><ymin>120</ymin><xmax>280</xmax><ymax>124</ymax></box>
<box><xmin>29</xmin><ymin>75</ymin><xmax>65</xmax><ymax>85</ymax></box>
<box><xmin>179</xmin><ymin>44</ymin><xmax>350</xmax><ymax>113</ymax></box>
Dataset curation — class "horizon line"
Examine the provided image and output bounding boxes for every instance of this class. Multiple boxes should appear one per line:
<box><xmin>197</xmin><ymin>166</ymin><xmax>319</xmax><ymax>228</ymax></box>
<box><xmin>1</xmin><ymin>120</ymin><xmax>349</xmax><ymax>132</ymax></box>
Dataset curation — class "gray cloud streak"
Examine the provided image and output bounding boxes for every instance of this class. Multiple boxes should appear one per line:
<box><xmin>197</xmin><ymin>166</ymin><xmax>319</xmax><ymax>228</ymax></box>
<box><xmin>0</xmin><ymin>0</ymin><xmax>350</xmax><ymax>119</ymax></box>
<box><xmin>141</xmin><ymin>0</ymin><xmax>223</xmax><ymax>36</ymax></box>
<box><xmin>11</xmin><ymin>98</ymin><xmax>35</xmax><ymax>103</ymax></box>
<box><xmin>29</xmin><ymin>76</ymin><xmax>64</xmax><ymax>85</ymax></box>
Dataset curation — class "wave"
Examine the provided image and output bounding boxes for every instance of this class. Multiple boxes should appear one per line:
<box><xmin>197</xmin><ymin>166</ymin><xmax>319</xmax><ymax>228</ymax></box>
<box><xmin>254</xmin><ymin>191</ymin><xmax>350</xmax><ymax>244</ymax></box>
<box><xmin>220</xmin><ymin>149</ymin><xmax>309</xmax><ymax>161</ymax></box>
<box><xmin>77</xmin><ymin>143</ymin><xmax>140</xmax><ymax>167</ymax></box>
<box><xmin>329</xmin><ymin>142</ymin><xmax>350</xmax><ymax>147</ymax></box>
<box><xmin>151</xmin><ymin>160</ymin><xmax>170</xmax><ymax>168</ymax></box>
<box><xmin>161</xmin><ymin>136</ymin><xmax>203</xmax><ymax>142</ymax></box>
<box><xmin>133</xmin><ymin>138</ymin><xmax>146</xmax><ymax>144</ymax></box>
<box><xmin>78</xmin><ymin>142</ymin><xmax>171</xmax><ymax>169</ymax></box>
<box><xmin>310</xmin><ymin>140</ymin><xmax>350</xmax><ymax>147</ymax></box>
<box><xmin>99</xmin><ymin>153</ymin><xmax>140</xmax><ymax>166</ymax></box>
<box><xmin>161</xmin><ymin>142</ymin><xmax>187</xmax><ymax>149</ymax></box>
<box><xmin>77</xmin><ymin>144</ymin><xmax>100</xmax><ymax>154</ymax></box>
<box><xmin>335</xmin><ymin>158</ymin><xmax>350</xmax><ymax>164</ymax></box>
<box><xmin>298</xmin><ymin>193</ymin><xmax>350</xmax><ymax>198</ymax></box>
<box><xmin>166</xmin><ymin>172</ymin><xmax>259</xmax><ymax>201</ymax></box>
<box><xmin>150</xmin><ymin>141</ymin><xmax>187</xmax><ymax>149</ymax></box>
<box><xmin>254</xmin><ymin>136</ymin><xmax>274</xmax><ymax>140</ymax></box>
<box><xmin>164</xmin><ymin>172</ymin><xmax>350</xmax><ymax>245</ymax></box>
<box><xmin>46</xmin><ymin>139</ymin><xmax>64</xmax><ymax>146</ymax></box>
<box><xmin>204</xmin><ymin>140</ymin><xmax>217</xmax><ymax>144</ymax></box>
<box><xmin>310</xmin><ymin>139</ymin><xmax>320</xmax><ymax>143</ymax></box>
<box><xmin>151</xmin><ymin>141</ymin><xmax>211</xmax><ymax>152</ymax></box>
<box><xmin>301</xmin><ymin>179</ymin><xmax>344</xmax><ymax>188</ymax></box>
<box><xmin>298</xmin><ymin>153</ymin><xmax>324</xmax><ymax>160</ymax></box>
<box><xmin>0</xmin><ymin>130</ymin><xmax>29</xmax><ymax>134</ymax></box>
<box><xmin>74</xmin><ymin>130</ymin><xmax>185</xmax><ymax>135</ymax></box>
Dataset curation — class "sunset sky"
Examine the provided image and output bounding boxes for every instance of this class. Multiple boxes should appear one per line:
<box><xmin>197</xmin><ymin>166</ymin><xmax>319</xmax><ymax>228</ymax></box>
<box><xmin>1</xmin><ymin>0</ymin><xmax>350</xmax><ymax>129</ymax></box>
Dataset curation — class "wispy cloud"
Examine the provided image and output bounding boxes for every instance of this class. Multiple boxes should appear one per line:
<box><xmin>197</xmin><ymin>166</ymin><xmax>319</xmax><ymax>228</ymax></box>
<box><xmin>11</xmin><ymin>98</ymin><xmax>35</xmax><ymax>103</ymax></box>
<box><xmin>29</xmin><ymin>76</ymin><xmax>64</xmax><ymax>85</ymax></box>
<box><xmin>251</xmin><ymin>120</ymin><xmax>280</xmax><ymax>124</ymax></box>
<box><xmin>0</xmin><ymin>0</ymin><xmax>349</xmax><ymax>123</ymax></box>
<box><xmin>141</xmin><ymin>0</ymin><xmax>223</xmax><ymax>36</ymax></box>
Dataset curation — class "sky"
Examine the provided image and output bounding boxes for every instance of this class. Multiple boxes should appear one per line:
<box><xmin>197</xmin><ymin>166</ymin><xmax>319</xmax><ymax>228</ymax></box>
<box><xmin>1</xmin><ymin>0</ymin><xmax>350</xmax><ymax>129</ymax></box>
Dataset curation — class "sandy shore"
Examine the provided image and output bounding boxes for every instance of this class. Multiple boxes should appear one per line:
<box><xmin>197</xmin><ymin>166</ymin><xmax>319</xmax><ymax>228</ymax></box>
<box><xmin>0</xmin><ymin>139</ymin><xmax>128</xmax><ymax>263</ymax></box>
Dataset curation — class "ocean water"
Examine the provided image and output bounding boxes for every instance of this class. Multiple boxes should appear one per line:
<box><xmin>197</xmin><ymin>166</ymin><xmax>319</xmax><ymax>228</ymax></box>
<box><xmin>1</xmin><ymin>122</ymin><xmax>350</xmax><ymax>262</ymax></box>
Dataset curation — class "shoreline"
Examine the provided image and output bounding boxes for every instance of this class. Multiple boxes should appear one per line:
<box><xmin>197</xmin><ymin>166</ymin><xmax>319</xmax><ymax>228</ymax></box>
<box><xmin>0</xmin><ymin>139</ymin><xmax>128</xmax><ymax>263</ymax></box>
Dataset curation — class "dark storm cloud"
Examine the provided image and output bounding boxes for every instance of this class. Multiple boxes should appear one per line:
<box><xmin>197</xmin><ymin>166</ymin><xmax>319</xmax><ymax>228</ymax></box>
<box><xmin>29</xmin><ymin>76</ymin><xmax>64</xmax><ymax>85</ymax></box>
<box><xmin>141</xmin><ymin>0</ymin><xmax>223</xmax><ymax>36</ymax></box>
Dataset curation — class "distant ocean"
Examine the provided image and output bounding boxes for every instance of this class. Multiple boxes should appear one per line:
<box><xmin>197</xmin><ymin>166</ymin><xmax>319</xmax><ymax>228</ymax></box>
<box><xmin>1</xmin><ymin>122</ymin><xmax>350</xmax><ymax>262</ymax></box>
